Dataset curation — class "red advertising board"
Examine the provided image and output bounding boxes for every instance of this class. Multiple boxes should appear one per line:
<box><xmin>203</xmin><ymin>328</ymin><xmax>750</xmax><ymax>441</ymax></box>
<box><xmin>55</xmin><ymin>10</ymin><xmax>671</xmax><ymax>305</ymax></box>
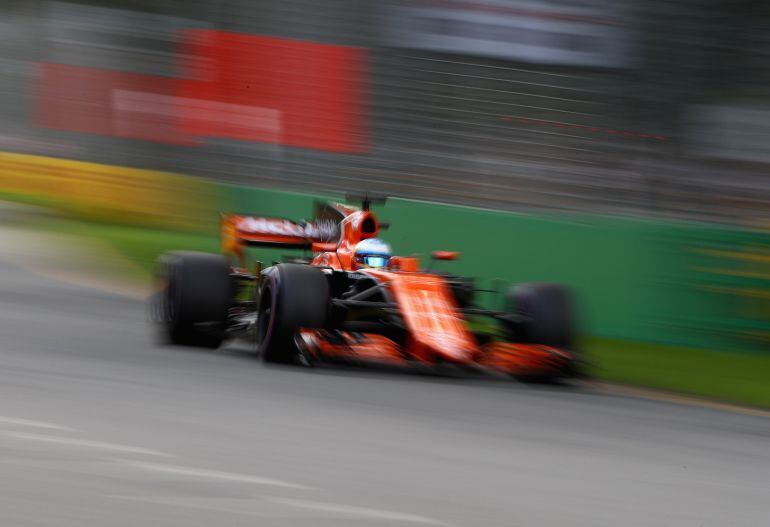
<box><xmin>178</xmin><ymin>30</ymin><xmax>368</xmax><ymax>152</ymax></box>
<box><xmin>37</xmin><ymin>32</ymin><xmax>369</xmax><ymax>153</ymax></box>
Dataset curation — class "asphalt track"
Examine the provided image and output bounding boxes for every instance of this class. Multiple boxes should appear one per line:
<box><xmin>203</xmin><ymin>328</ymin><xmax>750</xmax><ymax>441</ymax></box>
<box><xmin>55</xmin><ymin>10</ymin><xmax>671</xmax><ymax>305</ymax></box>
<box><xmin>1</xmin><ymin>241</ymin><xmax>769</xmax><ymax>526</ymax></box>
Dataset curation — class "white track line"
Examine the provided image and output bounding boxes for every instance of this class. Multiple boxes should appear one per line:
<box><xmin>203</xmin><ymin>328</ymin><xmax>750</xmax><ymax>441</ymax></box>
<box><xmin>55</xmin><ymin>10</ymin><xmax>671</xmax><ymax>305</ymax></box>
<box><xmin>121</xmin><ymin>461</ymin><xmax>311</xmax><ymax>490</ymax></box>
<box><xmin>267</xmin><ymin>497</ymin><xmax>452</xmax><ymax>525</ymax></box>
<box><xmin>0</xmin><ymin>416</ymin><xmax>75</xmax><ymax>431</ymax></box>
<box><xmin>3</xmin><ymin>432</ymin><xmax>170</xmax><ymax>457</ymax></box>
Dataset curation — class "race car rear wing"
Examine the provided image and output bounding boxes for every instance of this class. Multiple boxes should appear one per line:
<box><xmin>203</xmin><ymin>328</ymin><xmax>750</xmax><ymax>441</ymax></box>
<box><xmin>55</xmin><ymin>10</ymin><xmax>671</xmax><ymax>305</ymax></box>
<box><xmin>221</xmin><ymin>197</ymin><xmax>383</xmax><ymax>264</ymax></box>
<box><xmin>221</xmin><ymin>213</ymin><xmax>341</xmax><ymax>260</ymax></box>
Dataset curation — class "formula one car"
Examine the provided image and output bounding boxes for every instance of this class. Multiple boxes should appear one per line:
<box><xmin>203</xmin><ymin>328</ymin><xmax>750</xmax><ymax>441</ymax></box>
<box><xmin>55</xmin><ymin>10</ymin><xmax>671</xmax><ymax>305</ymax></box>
<box><xmin>151</xmin><ymin>195</ymin><xmax>582</xmax><ymax>380</ymax></box>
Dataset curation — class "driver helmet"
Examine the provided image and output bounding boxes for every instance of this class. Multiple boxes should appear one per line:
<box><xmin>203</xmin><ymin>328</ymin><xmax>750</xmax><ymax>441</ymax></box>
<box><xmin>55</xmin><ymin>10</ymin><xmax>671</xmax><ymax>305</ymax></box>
<box><xmin>354</xmin><ymin>238</ymin><xmax>392</xmax><ymax>268</ymax></box>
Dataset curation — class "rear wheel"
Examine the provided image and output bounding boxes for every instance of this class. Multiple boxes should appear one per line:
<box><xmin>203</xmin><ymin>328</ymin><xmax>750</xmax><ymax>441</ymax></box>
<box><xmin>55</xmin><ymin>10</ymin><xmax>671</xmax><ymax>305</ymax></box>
<box><xmin>154</xmin><ymin>251</ymin><xmax>232</xmax><ymax>349</ymax></box>
<box><xmin>256</xmin><ymin>264</ymin><xmax>330</xmax><ymax>363</ymax></box>
<box><xmin>504</xmin><ymin>283</ymin><xmax>574</xmax><ymax>348</ymax></box>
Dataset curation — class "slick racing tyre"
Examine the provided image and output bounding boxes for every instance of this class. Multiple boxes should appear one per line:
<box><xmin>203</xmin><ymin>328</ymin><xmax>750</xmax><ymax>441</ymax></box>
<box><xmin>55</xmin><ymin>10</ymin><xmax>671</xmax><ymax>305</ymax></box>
<box><xmin>505</xmin><ymin>283</ymin><xmax>574</xmax><ymax>348</ymax></box>
<box><xmin>154</xmin><ymin>251</ymin><xmax>232</xmax><ymax>349</ymax></box>
<box><xmin>256</xmin><ymin>263</ymin><xmax>330</xmax><ymax>363</ymax></box>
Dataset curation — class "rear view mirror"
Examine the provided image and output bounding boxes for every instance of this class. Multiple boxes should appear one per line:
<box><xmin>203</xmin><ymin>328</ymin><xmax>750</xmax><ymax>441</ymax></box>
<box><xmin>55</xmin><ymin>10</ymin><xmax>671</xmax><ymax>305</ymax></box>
<box><xmin>431</xmin><ymin>251</ymin><xmax>460</xmax><ymax>261</ymax></box>
<box><xmin>390</xmin><ymin>256</ymin><xmax>419</xmax><ymax>272</ymax></box>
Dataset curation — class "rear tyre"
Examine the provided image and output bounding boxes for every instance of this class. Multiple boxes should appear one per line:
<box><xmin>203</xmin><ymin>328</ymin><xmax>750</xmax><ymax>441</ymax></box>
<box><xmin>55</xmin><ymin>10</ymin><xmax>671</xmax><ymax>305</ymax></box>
<box><xmin>256</xmin><ymin>264</ymin><xmax>330</xmax><ymax>363</ymax></box>
<box><xmin>154</xmin><ymin>251</ymin><xmax>232</xmax><ymax>349</ymax></box>
<box><xmin>505</xmin><ymin>283</ymin><xmax>574</xmax><ymax>348</ymax></box>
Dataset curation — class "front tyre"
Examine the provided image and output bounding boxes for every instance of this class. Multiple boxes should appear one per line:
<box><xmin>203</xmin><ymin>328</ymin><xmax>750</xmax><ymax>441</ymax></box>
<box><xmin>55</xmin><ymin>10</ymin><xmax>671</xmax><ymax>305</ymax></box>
<box><xmin>504</xmin><ymin>283</ymin><xmax>575</xmax><ymax>349</ymax></box>
<box><xmin>256</xmin><ymin>264</ymin><xmax>330</xmax><ymax>363</ymax></box>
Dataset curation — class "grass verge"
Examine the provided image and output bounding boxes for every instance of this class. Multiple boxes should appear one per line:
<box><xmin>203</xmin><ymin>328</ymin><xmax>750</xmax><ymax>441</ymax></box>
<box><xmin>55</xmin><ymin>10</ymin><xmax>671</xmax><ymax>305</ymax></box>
<box><xmin>585</xmin><ymin>337</ymin><xmax>770</xmax><ymax>409</ymax></box>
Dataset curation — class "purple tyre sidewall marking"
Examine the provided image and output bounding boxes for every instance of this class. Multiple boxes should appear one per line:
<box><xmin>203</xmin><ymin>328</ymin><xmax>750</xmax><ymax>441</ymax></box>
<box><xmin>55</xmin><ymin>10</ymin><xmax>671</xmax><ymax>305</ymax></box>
<box><xmin>258</xmin><ymin>270</ymin><xmax>279</xmax><ymax>354</ymax></box>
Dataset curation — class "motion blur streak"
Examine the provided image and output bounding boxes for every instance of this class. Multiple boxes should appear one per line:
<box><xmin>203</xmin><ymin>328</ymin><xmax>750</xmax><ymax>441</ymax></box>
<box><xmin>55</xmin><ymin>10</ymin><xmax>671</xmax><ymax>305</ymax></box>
<box><xmin>3</xmin><ymin>1</ymin><xmax>770</xmax><ymax>216</ymax></box>
<box><xmin>1</xmin><ymin>1</ymin><xmax>770</xmax><ymax>526</ymax></box>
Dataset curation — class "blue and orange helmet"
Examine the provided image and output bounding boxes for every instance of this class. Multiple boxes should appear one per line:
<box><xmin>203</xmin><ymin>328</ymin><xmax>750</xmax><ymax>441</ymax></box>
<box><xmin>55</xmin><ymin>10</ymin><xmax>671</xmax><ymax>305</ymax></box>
<box><xmin>354</xmin><ymin>238</ymin><xmax>392</xmax><ymax>268</ymax></box>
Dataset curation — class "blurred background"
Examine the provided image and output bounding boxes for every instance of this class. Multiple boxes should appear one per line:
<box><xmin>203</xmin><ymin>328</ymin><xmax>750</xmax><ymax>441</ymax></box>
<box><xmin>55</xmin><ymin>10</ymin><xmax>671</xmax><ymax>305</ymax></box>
<box><xmin>1</xmin><ymin>0</ymin><xmax>770</xmax><ymax>404</ymax></box>
<box><xmin>3</xmin><ymin>0</ymin><xmax>770</xmax><ymax>217</ymax></box>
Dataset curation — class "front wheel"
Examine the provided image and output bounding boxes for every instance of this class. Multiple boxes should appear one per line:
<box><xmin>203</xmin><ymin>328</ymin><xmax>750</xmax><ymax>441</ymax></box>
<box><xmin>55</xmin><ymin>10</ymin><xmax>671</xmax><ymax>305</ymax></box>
<box><xmin>256</xmin><ymin>263</ymin><xmax>330</xmax><ymax>363</ymax></box>
<box><xmin>503</xmin><ymin>283</ymin><xmax>575</xmax><ymax>349</ymax></box>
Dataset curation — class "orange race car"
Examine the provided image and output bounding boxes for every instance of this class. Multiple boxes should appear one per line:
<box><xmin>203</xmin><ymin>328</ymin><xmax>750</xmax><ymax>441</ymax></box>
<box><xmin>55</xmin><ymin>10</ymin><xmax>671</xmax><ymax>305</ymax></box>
<box><xmin>152</xmin><ymin>195</ymin><xmax>583</xmax><ymax>380</ymax></box>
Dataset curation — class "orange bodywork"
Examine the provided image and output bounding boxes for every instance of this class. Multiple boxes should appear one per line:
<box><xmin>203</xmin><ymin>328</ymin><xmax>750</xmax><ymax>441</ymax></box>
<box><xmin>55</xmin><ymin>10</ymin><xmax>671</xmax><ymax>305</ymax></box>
<box><xmin>361</xmin><ymin>269</ymin><xmax>477</xmax><ymax>364</ymax></box>
<box><xmin>298</xmin><ymin>330</ymin><xmax>408</xmax><ymax>367</ymax></box>
<box><xmin>476</xmin><ymin>342</ymin><xmax>575</xmax><ymax>377</ymax></box>
<box><xmin>313</xmin><ymin>209</ymin><xmax>380</xmax><ymax>270</ymax></box>
<box><xmin>308</xmin><ymin>210</ymin><xmax>479</xmax><ymax>365</ymax></box>
<box><xmin>224</xmin><ymin>201</ymin><xmax>576</xmax><ymax>378</ymax></box>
